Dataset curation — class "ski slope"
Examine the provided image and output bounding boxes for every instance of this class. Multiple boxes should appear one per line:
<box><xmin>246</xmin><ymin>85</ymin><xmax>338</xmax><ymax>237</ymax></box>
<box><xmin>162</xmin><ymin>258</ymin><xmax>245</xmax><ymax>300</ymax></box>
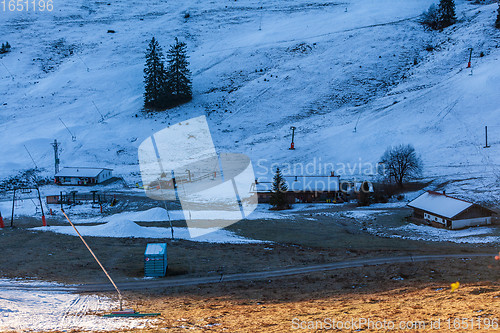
<box><xmin>0</xmin><ymin>279</ymin><xmax>156</xmax><ymax>332</ymax></box>
<box><xmin>1</xmin><ymin>0</ymin><xmax>500</xmax><ymax>204</ymax></box>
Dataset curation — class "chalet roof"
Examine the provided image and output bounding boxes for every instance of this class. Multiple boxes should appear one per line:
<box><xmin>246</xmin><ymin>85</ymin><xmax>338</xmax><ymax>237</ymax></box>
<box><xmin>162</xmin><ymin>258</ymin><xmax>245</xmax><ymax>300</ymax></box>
<box><xmin>55</xmin><ymin>167</ymin><xmax>113</xmax><ymax>178</ymax></box>
<box><xmin>253</xmin><ymin>176</ymin><xmax>340</xmax><ymax>192</ymax></box>
<box><xmin>407</xmin><ymin>191</ymin><xmax>473</xmax><ymax>219</ymax></box>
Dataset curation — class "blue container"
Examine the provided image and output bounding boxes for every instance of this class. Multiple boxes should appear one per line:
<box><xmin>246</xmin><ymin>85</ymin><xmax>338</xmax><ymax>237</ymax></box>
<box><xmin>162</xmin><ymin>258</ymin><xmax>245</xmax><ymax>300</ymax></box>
<box><xmin>144</xmin><ymin>243</ymin><xmax>167</xmax><ymax>277</ymax></box>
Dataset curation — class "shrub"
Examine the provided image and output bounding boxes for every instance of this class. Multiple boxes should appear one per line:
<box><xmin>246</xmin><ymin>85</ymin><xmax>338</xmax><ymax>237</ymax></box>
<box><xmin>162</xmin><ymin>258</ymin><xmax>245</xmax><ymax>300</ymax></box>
<box><xmin>420</xmin><ymin>4</ymin><xmax>440</xmax><ymax>30</ymax></box>
<box><xmin>0</xmin><ymin>42</ymin><xmax>11</xmax><ymax>54</ymax></box>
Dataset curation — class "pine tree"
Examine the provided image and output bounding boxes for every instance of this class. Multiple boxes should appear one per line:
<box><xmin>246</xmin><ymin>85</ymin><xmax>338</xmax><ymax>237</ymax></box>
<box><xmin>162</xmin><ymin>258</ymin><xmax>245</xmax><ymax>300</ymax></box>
<box><xmin>269</xmin><ymin>167</ymin><xmax>289</xmax><ymax>210</ymax></box>
<box><xmin>438</xmin><ymin>0</ymin><xmax>456</xmax><ymax>29</ymax></box>
<box><xmin>144</xmin><ymin>37</ymin><xmax>169</xmax><ymax>108</ymax></box>
<box><xmin>166</xmin><ymin>37</ymin><xmax>192</xmax><ymax>106</ymax></box>
<box><xmin>496</xmin><ymin>3</ymin><xmax>500</xmax><ymax>29</ymax></box>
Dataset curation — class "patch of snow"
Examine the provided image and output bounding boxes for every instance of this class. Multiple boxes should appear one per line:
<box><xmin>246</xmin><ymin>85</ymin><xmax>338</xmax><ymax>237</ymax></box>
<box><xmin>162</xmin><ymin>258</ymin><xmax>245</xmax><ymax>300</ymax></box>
<box><xmin>342</xmin><ymin>210</ymin><xmax>390</xmax><ymax>219</ymax></box>
<box><xmin>32</xmin><ymin>219</ymin><xmax>266</xmax><ymax>243</ymax></box>
<box><xmin>0</xmin><ymin>279</ymin><xmax>156</xmax><ymax>332</ymax></box>
<box><xmin>360</xmin><ymin>202</ymin><xmax>409</xmax><ymax>209</ymax></box>
<box><xmin>369</xmin><ymin>223</ymin><xmax>500</xmax><ymax>244</ymax></box>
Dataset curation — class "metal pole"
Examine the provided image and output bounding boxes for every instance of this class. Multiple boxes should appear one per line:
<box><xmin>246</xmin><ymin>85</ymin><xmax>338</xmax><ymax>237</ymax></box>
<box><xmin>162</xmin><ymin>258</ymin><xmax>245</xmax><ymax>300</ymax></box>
<box><xmin>24</xmin><ymin>145</ymin><xmax>38</xmax><ymax>169</ymax></box>
<box><xmin>485</xmin><ymin>126</ymin><xmax>490</xmax><ymax>148</ymax></box>
<box><xmin>92</xmin><ymin>101</ymin><xmax>105</xmax><ymax>122</ymax></box>
<box><xmin>11</xmin><ymin>188</ymin><xmax>16</xmax><ymax>228</ymax></box>
<box><xmin>51</xmin><ymin>139</ymin><xmax>60</xmax><ymax>175</ymax></box>
<box><xmin>37</xmin><ymin>187</ymin><xmax>46</xmax><ymax>226</ymax></box>
<box><xmin>59</xmin><ymin>118</ymin><xmax>76</xmax><ymax>141</ymax></box>
<box><xmin>467</xmin><ymin>48</ymin><xmax>473</xmax><ymax>68</ymax></box>
<box><xmin>158</xmin><ymin>177</ymin><xmax>174</xmax><ymax>239</ymax></box>
<box><xmin>289</xmin><ymin>126</ymin><xmax>296</xmax><ymax>150</ymax></box>
<box><xmin>61</xmin><ymin>209</ymin><xmax>123</xmax><ymax>310</ymax></box>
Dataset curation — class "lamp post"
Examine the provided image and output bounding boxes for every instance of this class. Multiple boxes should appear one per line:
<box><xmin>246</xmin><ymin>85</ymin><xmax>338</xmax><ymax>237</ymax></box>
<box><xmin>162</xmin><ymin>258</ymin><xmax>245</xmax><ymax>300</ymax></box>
<box><xmin>289</xmin><ymin>126</ymin><xmax>296</xmax><ymax>150</ymax></box>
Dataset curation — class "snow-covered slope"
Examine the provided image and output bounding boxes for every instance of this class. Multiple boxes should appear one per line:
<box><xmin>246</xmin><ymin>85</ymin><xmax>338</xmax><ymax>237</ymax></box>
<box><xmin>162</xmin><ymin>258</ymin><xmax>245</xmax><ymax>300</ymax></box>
<box><xmin>1</xmin><ymin>0</ymin><xmax>499</xmax><ymax>202</ymax></box>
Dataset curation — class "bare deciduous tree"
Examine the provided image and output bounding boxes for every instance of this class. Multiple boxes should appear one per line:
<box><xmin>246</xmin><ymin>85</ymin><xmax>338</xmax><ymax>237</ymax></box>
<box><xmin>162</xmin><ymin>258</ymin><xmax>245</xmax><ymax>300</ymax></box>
<box><xmin>379</xmin><ymin>144</ymin><xmax>422</xmax><ymax>187</ymax></box>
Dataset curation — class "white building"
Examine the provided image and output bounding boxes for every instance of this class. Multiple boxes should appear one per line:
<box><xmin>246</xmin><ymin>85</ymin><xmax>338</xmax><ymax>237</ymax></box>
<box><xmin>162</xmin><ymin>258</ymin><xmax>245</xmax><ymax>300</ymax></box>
<box><xmin>55</xmin><ymin>167</ymin><xmax>113</xmax><ymax>185</ymax></box>
<box><xmin>407</xmin><ymin>191</ymin><xmax>496</xmax><ymax>229</ymax></box>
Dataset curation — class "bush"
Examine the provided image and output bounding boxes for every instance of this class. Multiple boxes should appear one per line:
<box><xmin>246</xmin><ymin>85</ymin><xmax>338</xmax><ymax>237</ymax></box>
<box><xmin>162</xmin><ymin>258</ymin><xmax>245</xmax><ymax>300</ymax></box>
<box><xmin>420</xmin><ymin>4</ymin><xmax>440</xmax><ymax>30</ymax></box>
<box><xmin>0</xmin><ymin>42</ymin><xmax>11</xmax><ymax>54</ymax></box>
<box><xmin>496</xmin><ymin>3</ymin><xmax>500</xmax><ymax>29</ymax></box>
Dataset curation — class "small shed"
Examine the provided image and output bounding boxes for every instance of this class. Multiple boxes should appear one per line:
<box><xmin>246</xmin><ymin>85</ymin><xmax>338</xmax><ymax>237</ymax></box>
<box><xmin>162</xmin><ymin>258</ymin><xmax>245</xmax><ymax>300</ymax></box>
<box><xmin>46</xmin><ymin>195</ymin><xmax>60</xmax><ymax>204</ymax></box>
<box><xmin>55</xmin><ymin>167</ymin><xmax>113</xmax><ymax>185</ymax></box>
<box><xmin>144</xmin><ymin>243</ymin><xmax>168</xmax><ymax>277</ymax></box>
<box><xmin>407</xmin><ymin>191</ymin><xmax>496</xmax><ymax>229</ymax></box>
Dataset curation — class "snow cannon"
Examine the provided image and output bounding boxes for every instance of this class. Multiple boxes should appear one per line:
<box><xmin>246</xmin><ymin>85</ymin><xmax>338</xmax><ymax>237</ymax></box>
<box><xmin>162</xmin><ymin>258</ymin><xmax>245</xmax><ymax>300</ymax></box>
<box><xmin>289</xmin><ymin>126</ymin><xmax>296</xmax><ymax>150</ymax></box>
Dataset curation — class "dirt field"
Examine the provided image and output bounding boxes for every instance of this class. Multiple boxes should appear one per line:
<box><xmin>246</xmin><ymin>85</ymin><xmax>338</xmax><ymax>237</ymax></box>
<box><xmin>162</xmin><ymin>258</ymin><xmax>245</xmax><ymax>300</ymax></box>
<box><xmin>2</xmin><ymin>198</ymin><xmax>500</xmax><ymax>332</ymax></box>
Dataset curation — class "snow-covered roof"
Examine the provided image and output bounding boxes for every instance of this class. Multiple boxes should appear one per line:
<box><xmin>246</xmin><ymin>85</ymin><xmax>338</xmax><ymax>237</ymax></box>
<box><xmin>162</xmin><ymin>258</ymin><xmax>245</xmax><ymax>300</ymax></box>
<box><xmin>253</xmin><ymin>176</ymin><xmax>340</xmax><ymax>192</ymax></box>
<box><xmin>407</xmin><ymin>191</ymin><xmax>473</xmax><ymax>219</ymax></box>
<box><xmin>55</xmin><ymin>167</ymin><xmax>112</xmax><ymax>178</ymax></box>
<box><xmin>145</xmin><ymin>243</ymin><xmax>166</xmax><ymax>255</ymax></box>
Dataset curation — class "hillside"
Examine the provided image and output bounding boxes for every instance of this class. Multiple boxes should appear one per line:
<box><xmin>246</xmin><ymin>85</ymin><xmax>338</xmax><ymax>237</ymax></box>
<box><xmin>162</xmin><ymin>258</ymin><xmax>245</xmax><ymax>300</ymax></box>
<box><xmin>1</xmin><ymin>0</ymin><xmax>500</xmax><ymax>203</ymax></box>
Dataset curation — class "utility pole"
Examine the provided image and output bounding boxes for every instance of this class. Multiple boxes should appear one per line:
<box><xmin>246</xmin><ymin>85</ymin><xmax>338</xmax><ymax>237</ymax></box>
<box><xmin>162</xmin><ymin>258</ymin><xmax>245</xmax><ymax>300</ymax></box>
<box><xmin>51</xmin><ymin>139</ymin><xmax>60</xmax><ymax>175</ymax></box>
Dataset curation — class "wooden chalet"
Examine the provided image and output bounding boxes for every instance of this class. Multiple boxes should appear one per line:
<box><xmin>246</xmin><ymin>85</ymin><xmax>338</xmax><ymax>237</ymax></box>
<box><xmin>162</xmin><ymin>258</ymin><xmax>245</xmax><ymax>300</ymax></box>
<box><xmin>407</xmin><ymin>191</ymin><xmax>496</xmax><ymax>230</ymax></box>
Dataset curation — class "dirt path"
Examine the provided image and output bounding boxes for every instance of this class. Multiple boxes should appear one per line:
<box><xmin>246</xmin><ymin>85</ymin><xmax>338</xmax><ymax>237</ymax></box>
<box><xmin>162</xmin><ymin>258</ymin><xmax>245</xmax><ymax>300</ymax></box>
<box><xmin>75</xmin><ymin>253</ymin><xmax>494</xmax><ymax>293</ymax></box>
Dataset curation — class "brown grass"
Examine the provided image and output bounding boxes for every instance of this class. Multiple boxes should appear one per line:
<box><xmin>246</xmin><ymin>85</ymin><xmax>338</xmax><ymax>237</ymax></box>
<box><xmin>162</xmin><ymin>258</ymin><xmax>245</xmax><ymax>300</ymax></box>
<box><xmin>3</xmin><ymin>204</ymin><xmax>500</xmax><ymax>332</ymax></box>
